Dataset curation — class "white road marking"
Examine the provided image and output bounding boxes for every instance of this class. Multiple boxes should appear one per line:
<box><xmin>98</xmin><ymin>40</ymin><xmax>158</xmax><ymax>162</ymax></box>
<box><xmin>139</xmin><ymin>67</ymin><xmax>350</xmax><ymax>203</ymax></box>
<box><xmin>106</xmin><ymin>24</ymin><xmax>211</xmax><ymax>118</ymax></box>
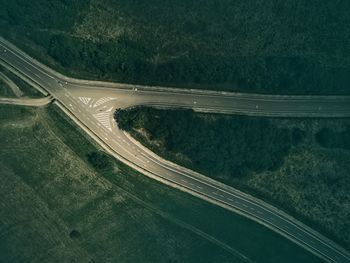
<box><xmin>2</xmin><ymin>40</ymin><xmax>347</xmax><ymax>263</ymax></box>
<box><xmin>78</xmin><ymin>97</ymin><xmax>92</xmax><ymax>105</ymax></box>
<box><xmin>93</xmin><ymin>97</ymin><xmax>116</xmax><ymax>108</ymax></box>
<box><xmin>106</xmin><ymin>106</ymin><xmax>114</xmax><ymax>112</ymax></box>
<box><xmin>93</xmin><ymin>111</ymin><xmax>112</xmax><ymax>131</ymax></box>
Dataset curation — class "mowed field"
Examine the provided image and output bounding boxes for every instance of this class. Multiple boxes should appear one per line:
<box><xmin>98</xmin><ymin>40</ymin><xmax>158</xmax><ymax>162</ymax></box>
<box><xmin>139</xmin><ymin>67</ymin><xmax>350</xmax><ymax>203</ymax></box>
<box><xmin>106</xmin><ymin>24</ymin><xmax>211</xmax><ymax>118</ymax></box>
<box><xmin>0</xmin><ymin>104</ymin><xmax>322</xmax><ymax>263</ymax></box>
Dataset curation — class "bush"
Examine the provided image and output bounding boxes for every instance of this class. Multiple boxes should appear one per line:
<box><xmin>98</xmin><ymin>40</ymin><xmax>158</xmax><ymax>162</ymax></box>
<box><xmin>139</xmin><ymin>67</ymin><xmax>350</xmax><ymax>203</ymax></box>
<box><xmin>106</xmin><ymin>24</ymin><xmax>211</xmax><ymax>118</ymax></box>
<box><xmin>69</xmin><ymin>229</ymin><xmax>81</xmax><ymax>239</ymax></box>
<box><xmin>2</xmin><ymin>0</ymin><xmax>350</xmax><ymax>94</ymax></box>
<box><xmin>316</xmin><ymin>126</ymin><xmax>350</xmax><ymax>150</ymax></box>
<box><xmin>86</xmin><ymin>151</ymin><xmax>111</xmax><ymax>170</ymax></box>
<box><xmin>117</xmin><ymin>107</ymin><xmax>303</xmax><ymax>179</ymax></box>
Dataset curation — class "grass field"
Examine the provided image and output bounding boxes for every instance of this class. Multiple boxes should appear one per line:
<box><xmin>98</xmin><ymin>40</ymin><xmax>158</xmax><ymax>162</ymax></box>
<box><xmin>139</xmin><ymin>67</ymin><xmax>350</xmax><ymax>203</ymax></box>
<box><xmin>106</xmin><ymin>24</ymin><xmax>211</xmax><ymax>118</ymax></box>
<box><xmin>0</xmin><ymin>103</ymin><xmax>323</xmax><ymax>263</ymax></box>
<box><xmin>0</xmin><ymin>77</ymin><xmax>15</xmax><ymax>97</ymax></box>
<box><xmin>1</xmin><ymin>0</ymin><xmax>350</xmax><ymax>94</ymax></box>
<box><xmin>117</xmin><ymin>107</ymin><xmax>350</xmax><ymax>249</ymax></box>
<box><xmin>0</xmin><ymin>65</ymin><xmax>43</xmax><ymax>98</ymax></box>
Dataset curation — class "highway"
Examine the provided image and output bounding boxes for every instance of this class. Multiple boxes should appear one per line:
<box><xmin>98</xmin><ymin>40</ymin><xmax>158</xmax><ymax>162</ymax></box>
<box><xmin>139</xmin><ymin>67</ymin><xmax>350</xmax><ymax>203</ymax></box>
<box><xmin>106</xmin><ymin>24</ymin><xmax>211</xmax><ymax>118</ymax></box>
<box><xmin>1</xmin><ymin>36</ymin><xmax>350</xmax><ymax>263</ymax></box>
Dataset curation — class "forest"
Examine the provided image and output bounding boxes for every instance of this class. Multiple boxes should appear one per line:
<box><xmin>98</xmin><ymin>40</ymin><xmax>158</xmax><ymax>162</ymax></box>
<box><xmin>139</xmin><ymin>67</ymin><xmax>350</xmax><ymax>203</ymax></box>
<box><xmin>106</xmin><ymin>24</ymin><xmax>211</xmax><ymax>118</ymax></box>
<box><xmin>116</xmin><ymin>107</ymin><xmax>304</xmax><ymax>179</ymax></box>
<box><xmin>1</xmin><ymin>0</ymin><xmax>350</xmax><ymax>94</ymax></box>
<box><xmin>116</xmin><ymin>107</ymin><xmax>350</xmax><ymax>248</ymax></box>
<box><xmin>315</xmin><ymin>126</ymin><xmax>350</xmax><ymax>150</ymax></box>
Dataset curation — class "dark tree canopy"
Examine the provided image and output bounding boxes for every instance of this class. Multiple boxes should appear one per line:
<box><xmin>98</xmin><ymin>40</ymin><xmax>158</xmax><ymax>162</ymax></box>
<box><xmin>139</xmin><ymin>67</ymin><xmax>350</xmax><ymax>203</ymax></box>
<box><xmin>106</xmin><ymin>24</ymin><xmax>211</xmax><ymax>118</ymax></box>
<box><xmin>117</xmin><ymin>107</ymin><xmax>303</xmax><ymax>179</ymax></box>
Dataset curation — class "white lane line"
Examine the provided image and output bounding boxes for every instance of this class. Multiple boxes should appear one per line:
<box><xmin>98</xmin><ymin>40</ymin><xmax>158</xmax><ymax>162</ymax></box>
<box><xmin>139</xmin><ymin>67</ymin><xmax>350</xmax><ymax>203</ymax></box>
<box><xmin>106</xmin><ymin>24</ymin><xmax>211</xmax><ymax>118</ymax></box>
<box><xmin>7</xmin><ymin>42</ymin><xmax>344</xmax><ymax>260</ymax></box>
<box><xmin>181</xmin><ymin>179</ymin><xmax>188</xmax><ymax>183</ymax></box>
<box><xmin>296</xmin><ymin>232</ymin><xmax>303</xmax><ymax>238</ymax></box>
<box><xmin>196</xmin><ymin>185</ymin><xmax>203</xmax><ymax>189</ymax></box>
<box><xmin>136</xmin><ymin>157</ymin><xmax>147</xmax><ymax>165</ymax></box>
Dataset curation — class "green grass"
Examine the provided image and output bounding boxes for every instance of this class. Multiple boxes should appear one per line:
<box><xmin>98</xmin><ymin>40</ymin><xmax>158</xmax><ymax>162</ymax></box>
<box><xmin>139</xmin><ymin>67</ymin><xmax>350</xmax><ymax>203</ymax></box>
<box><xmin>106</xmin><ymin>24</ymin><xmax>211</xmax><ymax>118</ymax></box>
<box><xmin>0</xmin><ymin>104</ymin><xmax>322</xmax><ymax>262</ymax></box>
<box><xmin>1</xmin><ymin>0</ymin><xmax>350</xmax><ymax>94</ymax></box>
<box><xmin>117</xmin><ymin>106</ymin><xmax>350</xmax><ymax>249</ymax></box>
<box><xmin>0</xmin><ymin>65</ymin><xmax>43</xmax><ymax>97</ymax></box>
<box><xmin>0</xmin><ymin>77</ymin><xmax>15</xmax><ymax>97</ymax></box>
<box><xmin>117</xmin><ymin>107</ymin><xmax>300</xmax><ymax>178</ymax></box>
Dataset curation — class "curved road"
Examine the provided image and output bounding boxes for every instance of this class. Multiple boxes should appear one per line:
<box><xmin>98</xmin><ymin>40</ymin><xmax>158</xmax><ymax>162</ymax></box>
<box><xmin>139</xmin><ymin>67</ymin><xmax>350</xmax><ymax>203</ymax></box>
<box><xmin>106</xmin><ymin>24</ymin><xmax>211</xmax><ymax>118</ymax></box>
<box><xmin>1</xmin><ymin>37</ymin><xmax>350</xmax><ymax>263</ymax></box>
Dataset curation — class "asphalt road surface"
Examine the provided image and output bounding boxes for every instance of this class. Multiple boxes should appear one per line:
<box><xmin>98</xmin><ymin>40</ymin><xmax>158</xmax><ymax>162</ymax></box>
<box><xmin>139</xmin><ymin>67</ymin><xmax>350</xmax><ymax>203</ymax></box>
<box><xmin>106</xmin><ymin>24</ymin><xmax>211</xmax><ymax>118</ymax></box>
<box><xmin>1</xmin><ymin>37</ymin><xmax>350</xmax><ymax>263</ymax></box>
